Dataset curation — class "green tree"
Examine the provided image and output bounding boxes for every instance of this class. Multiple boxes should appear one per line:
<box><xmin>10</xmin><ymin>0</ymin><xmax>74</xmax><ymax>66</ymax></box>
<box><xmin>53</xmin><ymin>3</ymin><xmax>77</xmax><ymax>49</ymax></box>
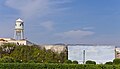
<box><xmin>1</xmin><ymin>43</ymin><xmax>16</xmax><ymax>48</ymax></box>
<box><xmin>10</xmin><ymin>45</ymin><xmax>41</xmax><ymax>62</ymax></box>
<box><xmin>86</xmin><ymin>60</ymin><xmax>96</xmax><ymax>64</ymax></box>
<box><xmin>0</xmin><ymin>56</ymin><xmax>15</xmax><ymax>63</ymax></box>
<box><xmin>44</xmin><ymin>49</ymin><xmax>55</xmax><ymax>63</ymax></box>
<box><xmin>59</xmin><ymin>52</ymin><xmax>66</xmax><ymax>63</ymax></box>
<box><xmin>113</xmin><ymin>59</ymin><xmax>120</xmax><ymax>64</ymax></box>
<box><xmin>0</xmin><ymin>43</ymin><xmax>16</xmax><ymax>55</ymax></box>
<box><xmin>73</xmin><ymin>60</ymin><xmax>78</xmax><ymax>64</ymax></box>
<box><xmin>105</xmin><ymin>61</ymin><xmax>113</xmax><ymax>65</ymax></box>
<box><xmin>1</xmin><ymin>44</ymin><xmax>67</xmax><ymax>63</ymax></box>
<box><xmin>64</xmin><ymin>60</ymin><xmax>72</xmax><ymax>64</ymax></box>
<box><xmin>0</xmin><ymin>47</ymin><xmax>2</xmax><ymax>58</ymax></box>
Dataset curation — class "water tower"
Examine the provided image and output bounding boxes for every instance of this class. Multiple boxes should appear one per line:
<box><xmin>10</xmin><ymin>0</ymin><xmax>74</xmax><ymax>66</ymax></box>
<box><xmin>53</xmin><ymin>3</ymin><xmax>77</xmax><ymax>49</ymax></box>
<box><xmin>14</xmin><ymin>18</ymin><xmax>24</xmax><ymax>40</ymax></box>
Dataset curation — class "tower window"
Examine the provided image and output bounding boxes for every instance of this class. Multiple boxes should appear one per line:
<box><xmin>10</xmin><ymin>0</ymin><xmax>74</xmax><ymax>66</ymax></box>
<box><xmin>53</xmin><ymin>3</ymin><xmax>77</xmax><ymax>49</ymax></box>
<box><xmin>20</xmin><ymin>23</ymin><xmax>23</xmax><ymax>26</ymax></box>
<box><xmin>20</xmin><ymin>24</ymin><xmax>21</xmax><ymax>26</ymax></box>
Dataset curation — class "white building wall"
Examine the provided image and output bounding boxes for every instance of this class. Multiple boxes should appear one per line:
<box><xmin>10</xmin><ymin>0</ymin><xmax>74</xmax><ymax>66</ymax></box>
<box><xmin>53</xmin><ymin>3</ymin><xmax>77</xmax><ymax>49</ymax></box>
<box><xmin>68</xmin><ymin>45</ymin><xmax>115</xmax><ymax>64</ymax></box>
<box><xmin>0</xmin><ymin>38</ymin><xmax>32</xmax><ymax>45</ymax></box>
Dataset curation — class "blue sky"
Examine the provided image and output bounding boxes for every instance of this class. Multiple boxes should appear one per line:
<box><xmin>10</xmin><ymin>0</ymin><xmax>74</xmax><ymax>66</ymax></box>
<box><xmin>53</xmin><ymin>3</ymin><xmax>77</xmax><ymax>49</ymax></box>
<box><xmin>0</xmin><ymin>0</ymin><xmax>120</xmax><ymax>45</ymax></box>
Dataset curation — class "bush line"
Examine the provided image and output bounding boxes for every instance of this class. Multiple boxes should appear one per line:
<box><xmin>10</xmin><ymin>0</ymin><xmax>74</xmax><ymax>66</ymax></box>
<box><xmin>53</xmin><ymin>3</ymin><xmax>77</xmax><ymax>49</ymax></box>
<box><xmin>0</xmin><ymin>63</ymin><xmax>119</xmax><ymax>69</ymax></box>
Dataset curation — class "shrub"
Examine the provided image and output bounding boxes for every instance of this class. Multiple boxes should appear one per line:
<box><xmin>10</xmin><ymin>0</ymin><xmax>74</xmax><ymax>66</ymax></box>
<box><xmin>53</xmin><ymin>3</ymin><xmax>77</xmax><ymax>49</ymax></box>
<box><xmin>86</xmin><ymin>60</ymin><xmax>96</xmax><ymax>64</ymax></box>
<box><xmin>0</xmin><ymin>56</ymin><xmax>15</xmax><ymax>63</ymax></box>
<box><xmin>113</xmin><ymin>59</ymin><xmax>120</xmax><ymax>64</ymax></box>
<box><xmin>73</xmin><ymin>60</ymin><xmax>78</xmax><ymax>64</ymax></box>
<box><xmin>105</xmin><ymin>61</ymin><xmax>113</xmax><ymax>65</ymax></box>
<box><xmin>27</xmin><ymin>60</ymin><xmax>35</xmax><ymax>63</ymax></box>
<box><xmin>0</xmin><ymin>63</ymin><xmax>118</xmax><ymax>69</ymax></box>
<box><xmin>64</xmin><ymin>60</ymin><xmax>72</xmax><ymax>64</ymax></box>
<box><xmin>15</xmin><ymin>59</ymin><xmax>22</xmax><ymax>63</ymax></box>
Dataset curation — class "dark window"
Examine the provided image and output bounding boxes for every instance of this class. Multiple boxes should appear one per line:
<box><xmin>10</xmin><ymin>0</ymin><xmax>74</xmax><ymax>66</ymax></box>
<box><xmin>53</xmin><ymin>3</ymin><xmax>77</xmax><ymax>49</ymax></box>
<box><xmin>20</xmin><ymin>23</ymin><xmax>23</xmax><ymax>26</ymax></box>
<box><xmin>20</xmin><ymin>24</ymin><xmax>21</xmax><ymax>26</ymax></box>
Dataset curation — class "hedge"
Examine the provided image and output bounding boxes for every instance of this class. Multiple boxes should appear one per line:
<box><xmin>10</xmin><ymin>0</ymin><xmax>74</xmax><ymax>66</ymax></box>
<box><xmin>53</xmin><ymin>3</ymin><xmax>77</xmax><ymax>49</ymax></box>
<box><xmin>0</xmin><ymin>63</ymin><xmax>120</xmax><ymax>69</ymax></box>
<box><xmin>86</xmin><ymin>60</ymin><xmax>96</xmax><ymax>64</ymax></box>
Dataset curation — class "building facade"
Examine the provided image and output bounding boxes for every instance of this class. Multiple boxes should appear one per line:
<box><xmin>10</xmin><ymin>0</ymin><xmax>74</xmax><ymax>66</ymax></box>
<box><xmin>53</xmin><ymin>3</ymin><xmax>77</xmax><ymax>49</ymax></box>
<box><xmin>115</xmin><ymin>47</ymin><xmax>120</xmax><ymax>58</ymax></box>
<box><xmin>0</xmin><ymin>38</ymin><xmax>33</xmax><ymax>46</ymax></box>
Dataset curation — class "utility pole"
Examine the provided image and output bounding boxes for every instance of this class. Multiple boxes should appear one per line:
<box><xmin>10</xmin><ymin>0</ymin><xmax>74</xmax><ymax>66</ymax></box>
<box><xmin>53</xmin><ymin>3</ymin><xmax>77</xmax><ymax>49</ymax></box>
<box><xmin>83</xmin><ymin>50</ymin><xmax>85</xmax><ymax>64</ymax></box>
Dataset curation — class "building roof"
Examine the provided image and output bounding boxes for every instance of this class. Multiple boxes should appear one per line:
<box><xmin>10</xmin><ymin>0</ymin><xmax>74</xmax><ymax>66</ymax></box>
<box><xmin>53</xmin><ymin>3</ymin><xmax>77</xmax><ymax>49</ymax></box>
<box><xmin>16</xmin><ymin>18</ymin><xmax>23</xmax><ymax>22</ymax></box>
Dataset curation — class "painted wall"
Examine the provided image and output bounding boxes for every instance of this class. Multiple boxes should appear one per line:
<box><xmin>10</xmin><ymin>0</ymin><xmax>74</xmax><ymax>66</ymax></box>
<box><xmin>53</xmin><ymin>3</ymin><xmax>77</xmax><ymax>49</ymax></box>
<box><xmin>68</xmin><ymin>45</ymin><xmax>115</xmax><ymax>64</ymax></box>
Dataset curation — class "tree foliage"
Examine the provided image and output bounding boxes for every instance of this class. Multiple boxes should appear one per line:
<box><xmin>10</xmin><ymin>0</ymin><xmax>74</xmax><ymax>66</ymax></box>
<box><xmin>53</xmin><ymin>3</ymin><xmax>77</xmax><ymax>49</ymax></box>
<box><xmin>73</xmin><ymin>60</ymin><xmax>78</xmax><ymax>64</ymax></box>
<box><xmin>86</xmin><ymin>60</ymin><xmax>96</xmax><ymax>64</ymax></box>
<box><xmin>64</xmin><ymin>60</ymin><xmax>72</xmax><ymax>64</ymax></box>
<box><xmin>0</xmin><ymin>43</ymin><xmax>67</xmax><ymax>63</ymax></box>
<box><xmin>113</xmin><ymin>59</ymin><xmax>120</xmax><ymax>64</ymax></box>
<box><xmin>0</xmin><ymin>56</ymin><xmax>15</xmax><ymax>63</ymax></box>
<box><xmin>105</xmin><ymin>61</ymin><xmax>113</xmax><ymax>65</ymax></box>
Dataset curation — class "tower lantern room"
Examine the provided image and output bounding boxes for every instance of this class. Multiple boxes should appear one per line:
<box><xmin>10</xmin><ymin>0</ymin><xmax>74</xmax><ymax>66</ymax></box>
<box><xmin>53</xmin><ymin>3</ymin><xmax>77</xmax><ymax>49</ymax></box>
<box><xmin>14</xmin><ymin>18</ymin><xmax>24</xmax><ymax>40</ymax></box>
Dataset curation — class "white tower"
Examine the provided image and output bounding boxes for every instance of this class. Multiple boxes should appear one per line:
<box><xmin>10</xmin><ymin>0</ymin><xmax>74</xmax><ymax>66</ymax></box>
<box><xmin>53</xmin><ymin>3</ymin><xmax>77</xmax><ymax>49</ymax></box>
<box><xmin>14</xmin><ymin>18</ymin><xmax>24</xmax><ymax>40</ymax></box>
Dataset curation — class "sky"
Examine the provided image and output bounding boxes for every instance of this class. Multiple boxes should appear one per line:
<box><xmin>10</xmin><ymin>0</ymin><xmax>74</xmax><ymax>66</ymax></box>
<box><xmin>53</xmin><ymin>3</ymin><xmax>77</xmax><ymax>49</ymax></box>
<box><xmin>0</xmin><ymin>0</ymin><xmax>120</xmax><ymax>45</ymax></box>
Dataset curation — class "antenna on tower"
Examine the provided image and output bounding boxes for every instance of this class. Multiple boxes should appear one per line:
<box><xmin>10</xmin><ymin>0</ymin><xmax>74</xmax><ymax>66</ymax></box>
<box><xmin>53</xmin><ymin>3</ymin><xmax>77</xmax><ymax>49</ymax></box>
<box><xmin>14</xmin><ymin>18</ymin><xmax>24</xmax><ymax>40</ymax></box>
